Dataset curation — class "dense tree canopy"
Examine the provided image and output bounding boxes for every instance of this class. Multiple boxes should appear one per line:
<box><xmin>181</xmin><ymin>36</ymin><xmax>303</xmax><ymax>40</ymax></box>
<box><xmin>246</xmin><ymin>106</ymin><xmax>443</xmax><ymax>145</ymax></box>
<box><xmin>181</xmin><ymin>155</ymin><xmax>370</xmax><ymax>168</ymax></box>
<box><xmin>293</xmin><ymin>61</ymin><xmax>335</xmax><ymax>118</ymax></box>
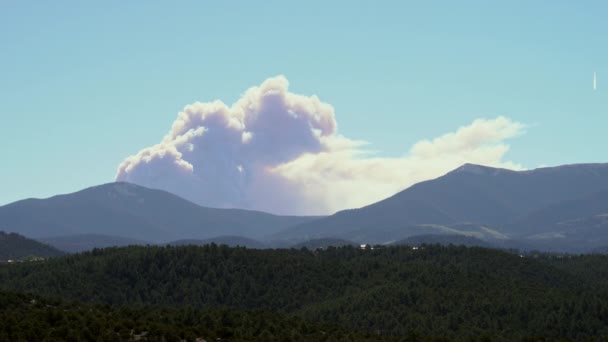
<box><xmin>2</xmin><ymin>244</ymin><xmax>608</xmax><ymax>340</ymax></box>
<box><xmin>0</xmin><ymin>289</ymin><xmax>376</xmax><ymax>341</ymax></box>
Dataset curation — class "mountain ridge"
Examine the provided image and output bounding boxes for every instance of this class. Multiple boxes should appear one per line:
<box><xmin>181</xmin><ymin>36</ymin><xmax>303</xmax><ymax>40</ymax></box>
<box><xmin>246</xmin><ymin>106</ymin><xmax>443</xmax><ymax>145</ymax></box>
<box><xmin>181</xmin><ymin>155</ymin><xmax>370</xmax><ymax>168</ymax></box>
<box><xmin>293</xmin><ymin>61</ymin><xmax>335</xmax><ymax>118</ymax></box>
<box><xmin>3</xmin><ymin>162</ymin><xmax>608</xmax><ymax>252</ymax></box>
<box><xmin>274</xmin><ymin>162</ymin><xmax>608</xmax><ymax>250</ymax></box>
<box><xmin>0</xmin><ymin>182</ymin><xmax>319</xmax><ymax>243</ymax></box>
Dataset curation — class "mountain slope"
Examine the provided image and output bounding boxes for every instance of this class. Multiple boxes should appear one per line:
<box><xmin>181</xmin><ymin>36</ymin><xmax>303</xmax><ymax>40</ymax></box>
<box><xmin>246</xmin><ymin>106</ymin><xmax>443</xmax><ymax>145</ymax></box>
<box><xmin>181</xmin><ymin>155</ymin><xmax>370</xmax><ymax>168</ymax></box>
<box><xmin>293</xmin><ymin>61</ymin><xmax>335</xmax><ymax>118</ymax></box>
<box><xmin>0</xmin><ymin>182</ymin><xmax>318</xmax><ymax>243</ymax></box>
<box><xmin>0</xmin><ymin>231</ymin><xmax>64</xmax><ymax>261</ymax></box>
<box><xmin>510</xmin><ymin>190</ymin><xmax>608</xmax><ymax>235</ymax></box>
<box><xmin>273</xmin><ymin>199</ymin><xmax>455</xmax><ymax>243</ymax></box>
<box><xmin>275</xmin><ymin>163</ymin><xmax>608</xmax><ymax>244</ymax></box>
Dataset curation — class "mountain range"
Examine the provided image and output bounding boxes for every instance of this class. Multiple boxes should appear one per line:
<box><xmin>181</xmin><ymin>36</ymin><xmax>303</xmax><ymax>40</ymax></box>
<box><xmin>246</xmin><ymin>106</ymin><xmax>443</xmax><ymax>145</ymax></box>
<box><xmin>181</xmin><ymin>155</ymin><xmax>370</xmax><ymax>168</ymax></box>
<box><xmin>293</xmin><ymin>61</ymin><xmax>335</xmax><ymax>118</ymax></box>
<box><xmin>273</xmin><ymin>163</ymin><xmax>608</xmax><ymax>251</ymax></box>
<box><xmin>1</xmin><ymin>163</ymin><xmax>608</xmax><ymax>253</ymax></box>
<box><xmin>0</xmin><ymin>182</ymin><xmax>316</xmax><ymax>244</ymax></box>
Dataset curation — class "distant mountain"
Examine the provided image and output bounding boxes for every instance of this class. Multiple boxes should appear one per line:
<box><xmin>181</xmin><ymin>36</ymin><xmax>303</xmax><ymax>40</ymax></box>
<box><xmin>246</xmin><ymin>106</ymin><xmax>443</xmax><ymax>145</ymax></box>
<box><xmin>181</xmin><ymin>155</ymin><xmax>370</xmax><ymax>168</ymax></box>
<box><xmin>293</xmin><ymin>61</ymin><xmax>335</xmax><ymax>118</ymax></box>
<box><xmin>290</xmin><ymin>238</ymin><xmax>357</xmax><ymax>249</ymax></box>
<box><xmin>0</xmin><ymin>182</ymin><xmax>318</xmax><ymax>243</ymax></box>
<box><xmin>167</xmin><ymin>236</ymin><xmax>266</xmax><ymax>249</ymax></box>
<box><xmin>4</xmin><ymin>164</ymin><xmax>608</xmax><ymax>252</ymax></box>
<box><xmin>0</xmin><ymin>231</ymin><xmax>64</xmax><ymax>261</ymax></box>
<box><xmin>393</xmin><ymin>234</ymin><xmax>494</xmax><ymax>248</ymax></box>
<box><xmin>274</xmin><ymin>163</ymin><xmax>608</xmax><ymax>248</ymax></box>
<box><xmin>38</xmin><ymin>234</ymin><xmax>151</xmax><ymax>253</ymax></box>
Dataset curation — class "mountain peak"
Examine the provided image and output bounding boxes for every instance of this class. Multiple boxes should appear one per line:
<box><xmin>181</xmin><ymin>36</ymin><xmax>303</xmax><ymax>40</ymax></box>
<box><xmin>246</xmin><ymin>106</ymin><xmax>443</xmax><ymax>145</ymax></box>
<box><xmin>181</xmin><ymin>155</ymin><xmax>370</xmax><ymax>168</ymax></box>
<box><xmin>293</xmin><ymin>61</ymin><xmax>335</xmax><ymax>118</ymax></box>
<box><xmin>450</xmin><ymin>163</ymin><xmax>509</xmax><ymax>176</ymax></box>
<box><xmin>86</xmin><ymin>181</ymin><xmax>143</xmax><ymax>193</ymax></box>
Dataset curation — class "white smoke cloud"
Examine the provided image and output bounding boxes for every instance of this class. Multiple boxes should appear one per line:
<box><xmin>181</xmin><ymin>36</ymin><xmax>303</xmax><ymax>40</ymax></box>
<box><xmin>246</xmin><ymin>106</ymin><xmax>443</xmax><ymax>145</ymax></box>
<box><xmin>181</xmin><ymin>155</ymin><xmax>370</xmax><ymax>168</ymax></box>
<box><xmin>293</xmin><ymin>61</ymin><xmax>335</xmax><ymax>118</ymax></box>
<box><xmin>116</xmin><ymin>76</ymin><xmax>525</xmax><ymax>215</ymax></box>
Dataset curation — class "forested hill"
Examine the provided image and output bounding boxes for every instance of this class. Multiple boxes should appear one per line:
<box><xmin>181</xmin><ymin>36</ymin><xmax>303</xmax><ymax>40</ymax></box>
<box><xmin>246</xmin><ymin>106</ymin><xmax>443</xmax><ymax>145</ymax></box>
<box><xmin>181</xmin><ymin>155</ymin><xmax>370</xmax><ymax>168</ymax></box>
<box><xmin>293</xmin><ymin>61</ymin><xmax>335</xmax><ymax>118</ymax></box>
<box><xmin>0</xmin><ymin>231</ymin><xmax>64</xmax><ymax>261</ymax></box>
<box><xmin>2</xmin><ymin>244</ymin><xmax>608</xmax><ymax>339</ymax></box>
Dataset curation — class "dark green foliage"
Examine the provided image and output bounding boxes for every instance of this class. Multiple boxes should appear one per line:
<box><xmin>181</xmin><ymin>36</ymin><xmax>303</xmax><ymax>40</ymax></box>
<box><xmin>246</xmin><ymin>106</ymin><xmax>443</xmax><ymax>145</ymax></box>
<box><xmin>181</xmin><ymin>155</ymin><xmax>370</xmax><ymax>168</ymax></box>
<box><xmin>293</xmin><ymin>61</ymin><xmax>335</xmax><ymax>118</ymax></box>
<box><xmin>2</xmin><ymin>244</ymin><xmax>608</xmax><ymax>340</ymax></box>
<box><xmin>0</xmin><ymin>290</ymin><xmax>371</xmax><ymax>341</ymax></box>
<box><xmin>542</xmin><ymin>253</ymin><xmax>608</xmax><ymax>287</ymax></box>
<box><xmin>0</xmin><ymin>231</ymin><xmax>64</xmax><ymax>261</ymax></box>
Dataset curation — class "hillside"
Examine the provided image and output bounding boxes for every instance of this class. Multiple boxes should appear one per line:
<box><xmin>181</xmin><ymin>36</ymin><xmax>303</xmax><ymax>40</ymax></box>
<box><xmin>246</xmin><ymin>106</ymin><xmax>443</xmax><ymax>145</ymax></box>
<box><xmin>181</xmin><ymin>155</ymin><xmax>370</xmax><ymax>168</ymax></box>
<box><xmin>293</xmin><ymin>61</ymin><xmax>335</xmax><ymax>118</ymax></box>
<box><xmin>274</xmin><ymin>163</ymin><xmax>608</xmax><ymax>249</ymax></box>
<box><xmin>0</xmin><ymin>182</ymin><xmax>318</xmax><ymax>243</ymax></box>
<box><xmin>0</xmin><ymin>232</ymin><xmax>63</xmax><ymax>261</ymax></box>
<box><xmin>2</xmin><ymin>244</ymin><xmax>608</xmax><ymax>339</ymax></box>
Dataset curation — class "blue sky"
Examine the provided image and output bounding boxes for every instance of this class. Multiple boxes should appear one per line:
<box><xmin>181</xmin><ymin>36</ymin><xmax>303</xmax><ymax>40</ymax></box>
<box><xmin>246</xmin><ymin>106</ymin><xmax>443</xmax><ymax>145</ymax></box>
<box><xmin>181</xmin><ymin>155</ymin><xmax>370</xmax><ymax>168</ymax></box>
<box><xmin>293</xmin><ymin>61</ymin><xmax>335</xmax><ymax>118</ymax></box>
<box><xmin>1</xmin><ymin>1</ymin><xmax>607</xmax><ymax>206</ymax></box>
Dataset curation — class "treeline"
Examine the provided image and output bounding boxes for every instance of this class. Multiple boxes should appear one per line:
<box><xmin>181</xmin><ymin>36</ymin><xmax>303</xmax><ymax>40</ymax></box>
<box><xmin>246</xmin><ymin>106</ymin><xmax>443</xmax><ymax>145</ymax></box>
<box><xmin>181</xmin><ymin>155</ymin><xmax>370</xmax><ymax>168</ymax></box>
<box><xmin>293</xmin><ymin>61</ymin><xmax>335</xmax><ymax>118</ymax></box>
<box><xmin>2</xmin><ymin>244</ymin><xmax>608</xmax><ymax>339</ymax></box>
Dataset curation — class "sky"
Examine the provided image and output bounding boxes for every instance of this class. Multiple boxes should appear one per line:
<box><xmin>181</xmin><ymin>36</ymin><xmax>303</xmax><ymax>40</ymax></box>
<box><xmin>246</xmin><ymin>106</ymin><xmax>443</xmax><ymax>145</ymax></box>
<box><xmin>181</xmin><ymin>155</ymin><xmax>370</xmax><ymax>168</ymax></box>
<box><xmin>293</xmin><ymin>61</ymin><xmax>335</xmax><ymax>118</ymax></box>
<box><xmin>1</xmin><ymin>1</ymin><xmax>607</xmax><ymax>214</ymax></box>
